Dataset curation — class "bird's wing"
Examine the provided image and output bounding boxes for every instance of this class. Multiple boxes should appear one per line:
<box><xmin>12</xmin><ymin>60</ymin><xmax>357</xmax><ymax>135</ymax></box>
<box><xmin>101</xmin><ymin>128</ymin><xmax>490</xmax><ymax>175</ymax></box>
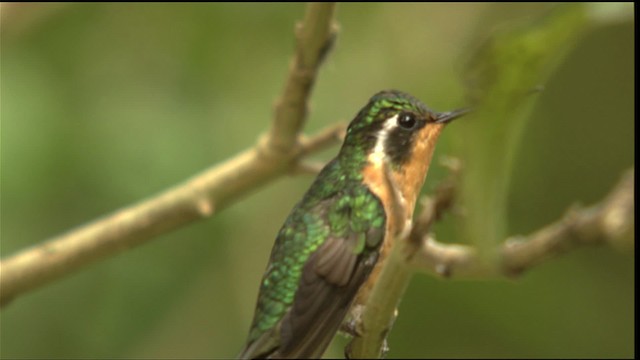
<box><xmin>274</xmin><ymin>231</ymin><xmax>381</xmax><ymax>359</ymax></box>
<box><xmin>240</xmin><ymin>186</ymin><xmax>385</xmax><ymax>359</ymax></box>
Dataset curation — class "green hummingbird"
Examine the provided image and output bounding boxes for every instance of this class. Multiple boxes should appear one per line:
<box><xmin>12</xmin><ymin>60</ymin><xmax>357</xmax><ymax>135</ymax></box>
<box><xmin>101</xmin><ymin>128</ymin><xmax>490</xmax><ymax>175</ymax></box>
<box><xmin>239</xmin><ymin>90</ymin><xmax>467</xmax><ymax>359</ymax></box>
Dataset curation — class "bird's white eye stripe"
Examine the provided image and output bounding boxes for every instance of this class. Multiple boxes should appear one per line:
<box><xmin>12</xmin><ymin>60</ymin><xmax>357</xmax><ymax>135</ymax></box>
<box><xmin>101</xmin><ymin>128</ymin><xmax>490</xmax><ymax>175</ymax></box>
<box><xmin>383</xmin><ymin>114</ymin><xmax>398</xmax><ymax>130</ymax></box>
<box><xmin>372</xmin><ymin>114</ymin><xmax>398</xmax><ymax>160</ymax></box>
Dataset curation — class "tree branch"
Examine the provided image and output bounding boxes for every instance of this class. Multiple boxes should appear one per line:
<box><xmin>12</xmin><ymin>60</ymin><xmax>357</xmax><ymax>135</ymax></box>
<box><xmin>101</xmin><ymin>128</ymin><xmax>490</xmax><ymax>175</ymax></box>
<box><xmin>0</xmin><ymin>2</ymin><xmax>339</xmax><ymax>307</ymax></box>
<box><xmin>268</xmin><ymin>2</ymin><xmax>338</xmax><ymax>153</ymax></box>
<box><xmin>409</xmin><ymin>168</ymin><xmax>634</xmax><ymax>278</ymax></box>
<box><xmin>347</xmin><ymin>167</ymin><xmax>634</xmax><ymax>358</ymax></box>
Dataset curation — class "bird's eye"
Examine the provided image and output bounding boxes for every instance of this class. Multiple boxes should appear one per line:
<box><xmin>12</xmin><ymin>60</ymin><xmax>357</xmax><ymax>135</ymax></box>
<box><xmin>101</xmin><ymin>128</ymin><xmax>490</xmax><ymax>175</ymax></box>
<box><xmin>398</xmin><ymin>113</ymin><xmax>417</xmax><ymax>130</ymax></box>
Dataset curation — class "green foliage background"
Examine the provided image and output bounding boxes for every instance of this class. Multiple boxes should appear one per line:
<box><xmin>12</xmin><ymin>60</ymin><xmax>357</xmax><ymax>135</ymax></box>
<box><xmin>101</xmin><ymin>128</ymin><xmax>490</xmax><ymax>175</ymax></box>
<box><xmin>1</xmin><ymin>3</ymin><xmax>634</xmax><ymax>358</ymax></box>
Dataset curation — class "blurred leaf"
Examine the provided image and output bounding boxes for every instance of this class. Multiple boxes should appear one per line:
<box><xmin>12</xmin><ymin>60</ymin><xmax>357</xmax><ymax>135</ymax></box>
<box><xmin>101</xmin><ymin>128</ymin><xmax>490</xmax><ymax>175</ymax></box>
<box><xmin>456</xmin><ymin>4</ymin><xmax>589</xmax><ymax>257</ymax></box>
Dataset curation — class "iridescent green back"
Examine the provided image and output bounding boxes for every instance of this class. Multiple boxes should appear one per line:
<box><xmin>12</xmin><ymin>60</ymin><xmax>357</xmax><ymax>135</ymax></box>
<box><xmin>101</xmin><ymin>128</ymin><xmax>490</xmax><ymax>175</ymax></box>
<box><xmin>247</xmin><ymin>157</ymin><xmax>386</xmax><ymax>343</ymax></box>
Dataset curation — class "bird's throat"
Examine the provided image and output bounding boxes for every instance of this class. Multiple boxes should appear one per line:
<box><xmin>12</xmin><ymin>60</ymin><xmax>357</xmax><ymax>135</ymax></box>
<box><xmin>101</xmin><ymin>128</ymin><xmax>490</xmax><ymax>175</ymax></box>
<box><xmin>362</xmin><ymin>123</ymin><xmax>444</xmax><ymax>237</ymax></box>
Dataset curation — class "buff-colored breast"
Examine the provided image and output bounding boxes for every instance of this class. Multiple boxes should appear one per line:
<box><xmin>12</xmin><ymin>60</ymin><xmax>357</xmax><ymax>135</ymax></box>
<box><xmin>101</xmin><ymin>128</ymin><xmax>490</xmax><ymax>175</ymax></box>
<box><xmin>353</xmin><ymin>123</ymin><xmax>444</xmax><ymax>310</ymax></box>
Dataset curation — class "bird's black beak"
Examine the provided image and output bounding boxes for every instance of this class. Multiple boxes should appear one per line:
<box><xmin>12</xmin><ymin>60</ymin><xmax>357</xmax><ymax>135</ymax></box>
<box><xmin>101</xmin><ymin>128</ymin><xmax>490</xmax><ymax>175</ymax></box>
<box><xmin>434</xmin><ymin>107</ymin><xmax>471</xmax><ymax>124</ymax></box>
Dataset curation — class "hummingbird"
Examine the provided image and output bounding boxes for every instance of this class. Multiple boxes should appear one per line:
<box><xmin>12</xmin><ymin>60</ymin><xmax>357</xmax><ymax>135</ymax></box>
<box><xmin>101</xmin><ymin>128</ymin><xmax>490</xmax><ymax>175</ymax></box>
<box><xmin>239</xmin><ymin>90</ymin><xmax>467</xmax><ymax>359</ymax></box>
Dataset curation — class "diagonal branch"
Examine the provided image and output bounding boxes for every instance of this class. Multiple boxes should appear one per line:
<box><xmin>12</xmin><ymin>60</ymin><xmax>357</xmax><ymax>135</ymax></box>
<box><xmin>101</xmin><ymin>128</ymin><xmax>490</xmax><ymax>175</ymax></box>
<box><xmin>268</xmin><ymin>2</ymin><xmax>338</xmax><ymax>153</ymax></box>
<box><xmin>347</xmin><ymin>167</ymin><xmax>634</xmax><ymax>358</ymax></box>
<box><xmin>0</xmin><ymin>2</ymin><xmax>339</xmax><ymax>308</ymax></box>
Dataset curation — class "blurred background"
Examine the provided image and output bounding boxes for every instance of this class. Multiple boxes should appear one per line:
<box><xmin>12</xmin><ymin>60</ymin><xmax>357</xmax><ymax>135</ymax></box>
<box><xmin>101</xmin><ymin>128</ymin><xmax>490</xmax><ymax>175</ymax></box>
<box><xmin>0</xmin><ymin>3</ymin><xmax>634</xmax><ymax>359</ymax></box>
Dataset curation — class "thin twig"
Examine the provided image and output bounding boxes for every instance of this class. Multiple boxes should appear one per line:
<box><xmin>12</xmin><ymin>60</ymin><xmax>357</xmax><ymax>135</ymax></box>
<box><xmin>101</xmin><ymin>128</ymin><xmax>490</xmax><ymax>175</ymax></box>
<box><xmin>290</xmin><ymin>122</ymin><xmax>347</xmax><ymax>175</ymax></box>
<box><xmin>0</xmin><ymin>3</ymin><xmax>339</xmax><ymax>307</ymax></box>
<box><xmin>297</xmin><ymin>122</ymin><xmax>346</xmax><ymax>157</ymax></box>
<box><xmin>408</xmin><ymin>168</ymin><xmax>634</xmax><ymax>278</ymax></box>
<box><xmin>290</xmin><ymin>161</ymin><xmax>328</xmax><ymax>176</ymax></box>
